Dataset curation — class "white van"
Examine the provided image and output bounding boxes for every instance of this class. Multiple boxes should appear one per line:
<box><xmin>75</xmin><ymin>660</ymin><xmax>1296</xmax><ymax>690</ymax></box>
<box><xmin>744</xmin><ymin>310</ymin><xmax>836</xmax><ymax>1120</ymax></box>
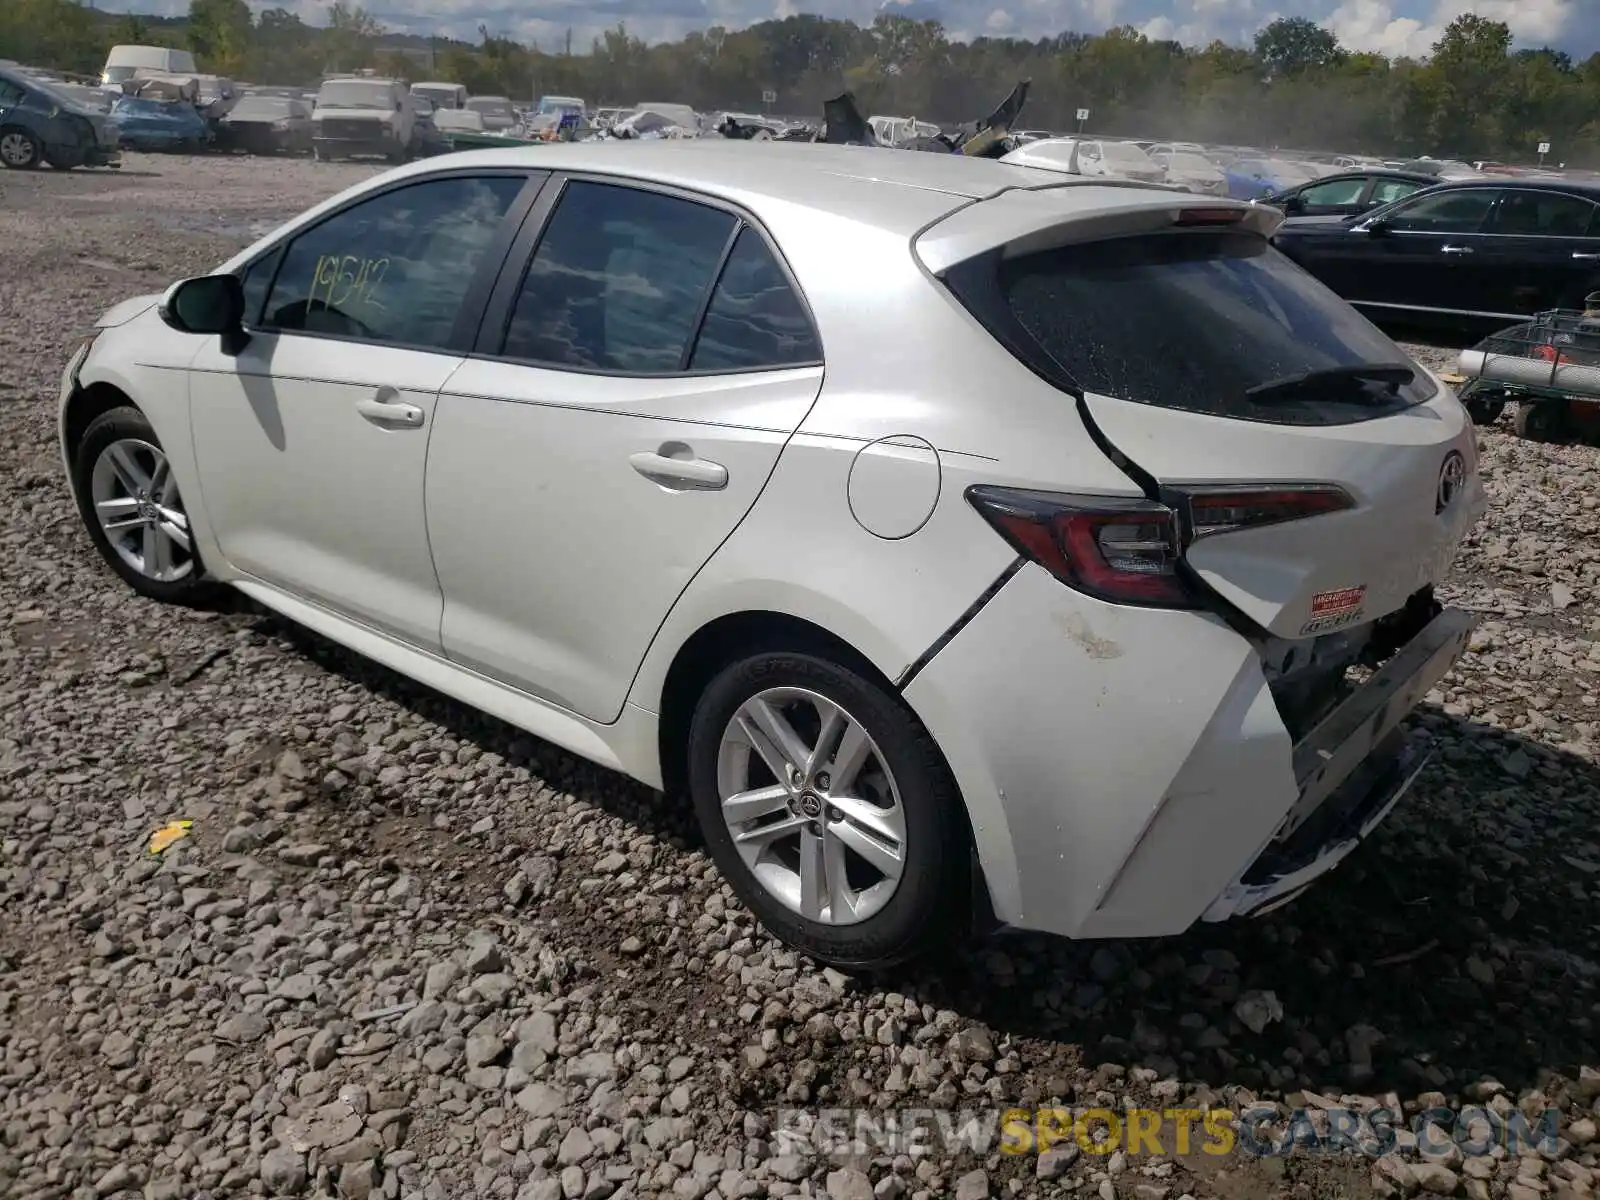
<box><xmin>101</xmin><ymin>45</ymin><xmax>198</xmax><ymax>88</ymax></box>
<box><xmin>411</xmin><ymin>82</ymin><xmax>467</xmax><ymax>111</ymax></box>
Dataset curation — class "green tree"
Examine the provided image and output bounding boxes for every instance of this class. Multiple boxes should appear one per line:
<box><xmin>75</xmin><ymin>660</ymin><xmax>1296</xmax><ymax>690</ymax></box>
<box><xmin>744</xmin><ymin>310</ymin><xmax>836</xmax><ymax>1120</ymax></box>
<box><xmin>1254</xmin><ymin>17</ymin><xmax>1343</xmax><ymax>76</ymax></box>
<box><xmin>187</xmin><ymin>0</ymin><xmax>252</xmax><ymax>74</ymax></box>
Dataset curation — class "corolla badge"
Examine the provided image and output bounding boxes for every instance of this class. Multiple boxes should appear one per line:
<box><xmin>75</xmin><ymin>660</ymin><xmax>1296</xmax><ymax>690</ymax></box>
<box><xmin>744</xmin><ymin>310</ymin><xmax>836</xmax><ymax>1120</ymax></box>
<box><xmin>1437</xmin><ymin>450</ymin><xmax>1466</xmax><ymax>514</ymax></box>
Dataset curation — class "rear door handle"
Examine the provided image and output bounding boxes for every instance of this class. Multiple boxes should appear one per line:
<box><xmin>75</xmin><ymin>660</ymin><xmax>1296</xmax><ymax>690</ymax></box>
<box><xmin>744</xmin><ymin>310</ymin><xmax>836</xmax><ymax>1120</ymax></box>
<box><xmin>1440</xmin><ymin>245</ymin><xmax>1474</xmax><ymax>255</ymax></box>
<box><xmin>356</xmin><ymin>396</ymin><xmax>425</xmax><ymax>428</ymax></box>
<box><xmin>1573</xmin><ymin>252</ymin><xmax>1600</xmax><ymax>261</ymax></box>
<box><xmin>630</xmin><ymin>448</ymin><xmax>728</xmax><ymax>491</ymax></box>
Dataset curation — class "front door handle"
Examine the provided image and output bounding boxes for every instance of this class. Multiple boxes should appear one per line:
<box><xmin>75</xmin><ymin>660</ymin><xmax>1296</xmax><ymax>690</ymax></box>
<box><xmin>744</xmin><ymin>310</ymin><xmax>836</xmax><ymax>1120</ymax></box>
<box><xmin>1573</xmin><ymin>252</ymin><xmax>1600</xmax><ymax>261</ymax></box>
<box><xmin>1440</xmin><ymin>245</ymin><xmax>1474</xmax><ymax>255</ymax></box>
<box><xmin>356</xmin><ymin>396</ymin><xmax>425</xmax><ymax>428</ymax></box>
<box><xmin>630</xmin><ymin>447</ymin><xmax>728</xmax><ymax>491</ymax></box>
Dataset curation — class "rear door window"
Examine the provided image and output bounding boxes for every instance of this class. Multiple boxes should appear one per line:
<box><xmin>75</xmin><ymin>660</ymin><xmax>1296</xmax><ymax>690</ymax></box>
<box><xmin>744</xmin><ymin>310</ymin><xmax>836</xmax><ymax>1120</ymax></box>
<box><xmin>1369</xmin><ymin>178</ymin><xmax>1424</xmax><ymax>206</ymax></box>
<box><xmin>502</xmin><ymin>181</ymin><xmax>737</xmax><ymax>372</ymax></box>
<box><xmin>688</xmin><ymin>227</ymin><xmax>820</xmax><ymax>371</ymax></box>
<box><xmin>1489</xmin><ymin>190</ymin><xmax>1596</xmax><ymax>237</ymax></box>
<box><xmin>1298</xmin><ymin>178</ymin><xmax>1366</xmax><ymax>207</ymax></box>
<box><xmin>967</xmin><ymin>229</ymin><xmax>1437</xmax><ymax>426</ymax></box>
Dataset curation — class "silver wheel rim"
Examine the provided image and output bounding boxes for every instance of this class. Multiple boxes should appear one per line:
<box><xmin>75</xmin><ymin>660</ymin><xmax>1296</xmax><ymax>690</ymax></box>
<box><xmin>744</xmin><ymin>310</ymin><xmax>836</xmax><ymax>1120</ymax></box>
<box><xmin>89</xmin><ymin>438</ymin><xmax>194</xmax><ymax>583</ymax></box>
<box><xmin>0</xmin><ymin>132</ymin><xmax>35</xmax><ymax>166</ymax></box>
<box><xmin>716</xmin><ymin>687</ymin><xmax>906</xmax><ymax>926</ymax></box>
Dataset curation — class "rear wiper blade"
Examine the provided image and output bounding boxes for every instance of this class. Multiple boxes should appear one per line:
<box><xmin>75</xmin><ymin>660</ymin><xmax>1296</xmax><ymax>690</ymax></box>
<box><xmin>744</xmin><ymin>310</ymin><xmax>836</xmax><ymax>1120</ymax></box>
<box><xmin>1245</xmin><ymin>362</ymin><xmax>1416</xmax><ymax>402</ymax></box>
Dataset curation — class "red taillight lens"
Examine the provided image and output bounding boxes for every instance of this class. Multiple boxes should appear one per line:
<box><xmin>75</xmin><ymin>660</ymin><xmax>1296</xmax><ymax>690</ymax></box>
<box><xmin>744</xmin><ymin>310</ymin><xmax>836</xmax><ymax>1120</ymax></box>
<box><xmin>966</xmin><ymin>486</ymin><xmax>1195</xmax><ymax>607</ymax></box>
<box><xmin>1173</xmin><ymin>207</ymin><xmax>1246</xmax><ymax>226</ymax></box>
<box><xmin>1172</xmin><ymin>484</ymin><xmax>1355</xmax><ymax>541</ymax></box>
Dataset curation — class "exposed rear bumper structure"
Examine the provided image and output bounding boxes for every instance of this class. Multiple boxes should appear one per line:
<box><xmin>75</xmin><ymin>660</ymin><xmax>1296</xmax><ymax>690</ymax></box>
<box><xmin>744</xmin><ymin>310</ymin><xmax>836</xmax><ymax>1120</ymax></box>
<box><xmin>1202</xmin><ymin>606</ymin><xmax>1476</xmax><ymax>921</ymax></box>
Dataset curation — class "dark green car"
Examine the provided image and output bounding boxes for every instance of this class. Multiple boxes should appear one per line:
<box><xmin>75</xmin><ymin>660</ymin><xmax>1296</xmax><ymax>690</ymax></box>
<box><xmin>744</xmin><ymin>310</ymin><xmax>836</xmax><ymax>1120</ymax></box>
<box><xmin>0</xmin><ymin>66</ymin><xmax>121</xmax><ymax>169</ymax></box>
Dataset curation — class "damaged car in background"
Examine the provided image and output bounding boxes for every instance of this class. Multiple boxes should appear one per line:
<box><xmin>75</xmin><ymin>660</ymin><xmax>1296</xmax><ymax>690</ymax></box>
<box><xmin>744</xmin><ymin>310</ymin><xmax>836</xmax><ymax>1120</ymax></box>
<box><xmin>217</xmin><ymin>94</ymin><xmax>312</xmax><ymax>155</ymax></box>
<box><xmin>814</xmin><ymin>81</ymin><xmax>1029</xmax><ymax>158</ymax></box>
<box><xmin>0</xmin><ymin>63</ymin><xmax>121</xmax><ymax>169</ymax></box>
<box><xmin>57</xmin><ymin>143</ymin><xmax>1484</xmax><ymax>967</ymax></box>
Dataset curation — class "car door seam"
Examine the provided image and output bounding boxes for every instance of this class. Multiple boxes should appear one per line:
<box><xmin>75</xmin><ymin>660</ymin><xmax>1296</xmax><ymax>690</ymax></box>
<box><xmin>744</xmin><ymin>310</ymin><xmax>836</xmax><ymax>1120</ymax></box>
<box><xmin>420</xmin><ymin>357</ymin><xmax>468</xmax><ymax>649</ymax></box>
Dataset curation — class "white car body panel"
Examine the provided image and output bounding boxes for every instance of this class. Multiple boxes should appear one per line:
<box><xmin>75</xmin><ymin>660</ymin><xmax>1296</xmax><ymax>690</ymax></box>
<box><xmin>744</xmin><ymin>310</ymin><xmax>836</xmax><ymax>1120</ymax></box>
<box><xmin>187</xmin><ymin>335</ymin><xmax>461</xmax><ymax>649</ymax></box>
<box><xmin>427</xmin><ymin>361</ymin><xmax>823</xmax><ymax>722</ymax></box>
<box><xmin>904</xmin><ymin>563</ymin><xmax>1296</xmax><ymax>935</ymax></box>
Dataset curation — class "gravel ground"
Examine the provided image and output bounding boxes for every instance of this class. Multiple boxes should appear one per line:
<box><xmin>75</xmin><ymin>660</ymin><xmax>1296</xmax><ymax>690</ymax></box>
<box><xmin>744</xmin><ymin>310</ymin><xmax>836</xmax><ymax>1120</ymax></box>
<box><xmin>2</xmin><ymin>154</ymin><xmax>1599</xmax><ymax>1200</ymax></box>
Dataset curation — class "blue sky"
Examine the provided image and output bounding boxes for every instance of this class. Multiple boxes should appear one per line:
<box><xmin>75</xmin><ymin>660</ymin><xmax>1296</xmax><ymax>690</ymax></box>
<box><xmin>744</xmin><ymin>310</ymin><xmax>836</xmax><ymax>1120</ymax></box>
<box><xmin>117</xmin><ymin>0</ymin><xmax>1590</xmax><ymax>61</ymax></box>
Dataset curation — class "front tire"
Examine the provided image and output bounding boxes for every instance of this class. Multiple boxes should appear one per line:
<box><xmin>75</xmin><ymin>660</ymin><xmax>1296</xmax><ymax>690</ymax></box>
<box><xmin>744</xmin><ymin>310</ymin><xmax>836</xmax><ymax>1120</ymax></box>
<box><xmin>687</xmin><ymin>651</ymin><xmax>970</xmax><ymax>969</ymax></box>
<box><xmin>73</xmin><ymin>406</ymin><xmax>215</xmax><ymax>605</ymax></box>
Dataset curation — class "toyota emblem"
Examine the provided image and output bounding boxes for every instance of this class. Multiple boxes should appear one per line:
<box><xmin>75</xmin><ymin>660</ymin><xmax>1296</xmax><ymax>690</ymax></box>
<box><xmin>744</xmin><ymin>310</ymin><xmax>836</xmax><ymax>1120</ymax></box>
<box><xmin>1436</xmin><ymin>450</ymin><xmax>1466</xmax><ymax>514</ymax></box>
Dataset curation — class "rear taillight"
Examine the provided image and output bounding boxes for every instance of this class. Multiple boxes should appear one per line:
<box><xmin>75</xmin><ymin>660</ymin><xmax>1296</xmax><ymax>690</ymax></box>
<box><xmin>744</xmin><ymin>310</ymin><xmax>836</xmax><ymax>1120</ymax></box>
<box><xmin>968</xmin><ymin>482</ymin><xmax>1356</xmax><ymax>608</ymax></box>
<box><xmin>1169</xmin><ymin>484</ymin><xmax>1354</xmax><ymax>542</ymax></box>
<box><xmin>966</xmin><ymin>486</ymin><xmax>1194</xmax><ymax>607</ymax></box>
<box><xmin>1173</xmin><ymin>207</ymin><xmax>1247</xmax><ymax>226</ymax></box>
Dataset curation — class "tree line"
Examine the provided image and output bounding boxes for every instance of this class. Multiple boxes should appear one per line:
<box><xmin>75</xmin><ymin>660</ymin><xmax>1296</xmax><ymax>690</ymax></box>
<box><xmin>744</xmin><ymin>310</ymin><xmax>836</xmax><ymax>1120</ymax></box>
<box><xmin>5</xmin><ymin>0</ymin><xmax>1598</xmax><ymax>164</ymax></box>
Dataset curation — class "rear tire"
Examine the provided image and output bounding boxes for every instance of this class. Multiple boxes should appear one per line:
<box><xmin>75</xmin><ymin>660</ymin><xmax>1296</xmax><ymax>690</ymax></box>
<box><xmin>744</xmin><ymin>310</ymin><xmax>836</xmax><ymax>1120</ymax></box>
<box><xmin>686</xmin><ymin>650</ymin><xmax>971</xmax><ymax>969</ymax></box>
<box><xmin>1463</xmin><ymin>392</ymin><xmax>1507</xmax><ymax>425</ymax></box>
<box><xmin>1514</xmin><ymin>399</ymin><xmax>1572</xmax><ymax>443</ymax></box>
<box><xmin>0</xmin><ymin>126</ymin><xmax>42</xmax><ymax>169</ymax></box>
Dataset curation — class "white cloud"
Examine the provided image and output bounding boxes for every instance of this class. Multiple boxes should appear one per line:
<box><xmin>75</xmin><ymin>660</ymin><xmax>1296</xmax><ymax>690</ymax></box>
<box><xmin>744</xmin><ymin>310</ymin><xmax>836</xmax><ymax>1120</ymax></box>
<box><xmin>116</xmin><ymin>0</ymin><xmax>1594</xmax><ymax>57</ymax></box>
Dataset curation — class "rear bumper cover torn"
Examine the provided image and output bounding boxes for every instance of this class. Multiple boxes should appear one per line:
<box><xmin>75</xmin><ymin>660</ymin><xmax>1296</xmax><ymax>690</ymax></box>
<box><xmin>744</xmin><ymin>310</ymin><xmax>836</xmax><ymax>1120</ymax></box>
<box><xmin>1202</xmin><ymin>605</ymin><xmax>1477</xmax><ymax>921</ymax></box>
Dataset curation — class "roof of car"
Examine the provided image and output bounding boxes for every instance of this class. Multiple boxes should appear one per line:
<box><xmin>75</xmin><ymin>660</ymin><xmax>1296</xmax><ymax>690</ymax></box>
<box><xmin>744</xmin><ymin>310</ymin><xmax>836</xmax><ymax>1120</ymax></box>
<box><xmin>1421</xmin><ymin>176</ymin><xmax>1600</xmax><ymax>196</ymax></box>
<box><xmin>402</xmin><ymin>140</ymin><xmax>1174</xmax><ymax>234</ymax></box>
<box><xmin>1299</xmin><ymin>169</ymin><xmax>1440</xmax><ymax>184</ymax></box>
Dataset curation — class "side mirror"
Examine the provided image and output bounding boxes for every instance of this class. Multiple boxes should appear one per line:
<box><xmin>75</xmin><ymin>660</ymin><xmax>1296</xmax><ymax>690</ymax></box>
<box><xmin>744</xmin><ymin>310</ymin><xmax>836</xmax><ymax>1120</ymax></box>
<box><xmin>1364</xmin><ymin>218</ymin><xmax>1392</xmax><ymax>236</ymax></box>
<box><xmin>1282</xmin><ymin>195</ymin><xmax>1305</xmax><ymax>215</ymax></box>
<box><xmin>159</xmin><ymin>274</ymin><xmax>249</xmax><ymax>353</ymax></box>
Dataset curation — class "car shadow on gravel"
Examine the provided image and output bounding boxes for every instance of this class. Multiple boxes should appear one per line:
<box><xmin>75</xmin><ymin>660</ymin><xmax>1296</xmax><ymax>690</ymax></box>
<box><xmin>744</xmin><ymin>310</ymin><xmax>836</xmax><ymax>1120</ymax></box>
<box><xmin>237</xmin><ymin>605</ymin><xmax>1596</xmax><ymax>1101</ymax></box>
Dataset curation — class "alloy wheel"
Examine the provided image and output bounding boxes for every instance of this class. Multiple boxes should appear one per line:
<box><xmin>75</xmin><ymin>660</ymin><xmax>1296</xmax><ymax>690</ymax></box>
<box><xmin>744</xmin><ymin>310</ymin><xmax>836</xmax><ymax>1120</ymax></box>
<box><xmin>0</xmin><ymin>131</ymin><xmax>37</xmax><ymax>168</ymax></box>
<box><xmin>715</xmin><ymin>687</ymin><xmax>907</xmax><ymax>926</ymax></box>
<box><xmin>89</xmin><ymin>438</ymin><xmax>194</xmax><ymax>583</ymax></box>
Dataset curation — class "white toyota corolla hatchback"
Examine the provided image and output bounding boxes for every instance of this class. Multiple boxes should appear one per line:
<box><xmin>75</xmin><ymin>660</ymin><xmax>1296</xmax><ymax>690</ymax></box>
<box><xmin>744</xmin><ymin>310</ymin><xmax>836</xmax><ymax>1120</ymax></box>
<box><xmin>60</xmin><ymin>141</ymin><xmax>1486</xmax><ymax>968</ymax></box>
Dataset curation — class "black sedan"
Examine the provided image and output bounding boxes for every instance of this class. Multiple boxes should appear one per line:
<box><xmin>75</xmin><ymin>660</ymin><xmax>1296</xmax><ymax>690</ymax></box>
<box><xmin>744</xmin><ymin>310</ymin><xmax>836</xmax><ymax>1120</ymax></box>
<box><xmin>1261</xmin><ymin>169</ymin><xmax>1437</xmax><ymax>218</ymax></box>
<box><xmin>1273</xmin><ymin>178</ymin><xmax>1600</xmax><ymax>327</ymax></box>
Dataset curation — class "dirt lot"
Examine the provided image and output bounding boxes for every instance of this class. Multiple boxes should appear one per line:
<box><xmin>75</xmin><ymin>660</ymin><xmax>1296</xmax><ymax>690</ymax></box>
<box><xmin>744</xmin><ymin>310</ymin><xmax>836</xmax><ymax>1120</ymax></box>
<box><xmin>1</xmin><ymin>154</ymin><xmax>1598</xmax><ymax>1200</ymax></box>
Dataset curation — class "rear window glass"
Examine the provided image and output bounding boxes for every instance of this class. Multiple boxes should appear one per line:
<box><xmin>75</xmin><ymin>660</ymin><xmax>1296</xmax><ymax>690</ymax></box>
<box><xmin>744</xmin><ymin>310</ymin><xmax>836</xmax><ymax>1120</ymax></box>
<box><xmin>993</xmin><ymin>229</ymin><xmax>1437</xmax><ymax>425</ymax></box>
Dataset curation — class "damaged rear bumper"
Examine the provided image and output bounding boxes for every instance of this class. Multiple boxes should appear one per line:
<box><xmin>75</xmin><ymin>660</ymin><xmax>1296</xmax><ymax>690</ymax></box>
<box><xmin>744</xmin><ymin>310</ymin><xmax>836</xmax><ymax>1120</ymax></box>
<box><xmin>1201</xmin><ymin>605</ymin><xmax>1477</xmax><ymax>921</ymax></box>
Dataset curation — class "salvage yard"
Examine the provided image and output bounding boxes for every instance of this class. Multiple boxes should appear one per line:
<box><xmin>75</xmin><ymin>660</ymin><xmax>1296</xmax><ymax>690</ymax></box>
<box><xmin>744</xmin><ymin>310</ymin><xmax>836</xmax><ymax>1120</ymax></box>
<box><xmin>2</xmin><ymin>154</ymin><xmax>1600</xmax><ymax>1200</ymax></box>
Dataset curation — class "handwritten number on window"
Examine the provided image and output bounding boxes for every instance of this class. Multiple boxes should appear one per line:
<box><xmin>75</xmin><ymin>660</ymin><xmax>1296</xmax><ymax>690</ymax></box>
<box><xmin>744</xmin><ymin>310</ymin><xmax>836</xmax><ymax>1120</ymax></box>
<box><xmin>313</xmin><ymin>254</ymin><xmax>388</xmax><ymax>312</ymax></box>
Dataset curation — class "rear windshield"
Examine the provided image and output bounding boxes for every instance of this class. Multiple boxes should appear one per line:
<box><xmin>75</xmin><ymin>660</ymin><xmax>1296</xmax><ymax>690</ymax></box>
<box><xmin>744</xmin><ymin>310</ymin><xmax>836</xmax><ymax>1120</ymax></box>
<box><xmin>231</xmin><ymin>96</ymin><xmax>292</xmax><ymax>118</ymax></box>
<box><xmin>1101</xmin><ymin>143</ymin><xmax>1153</xmax><ymax>164</ymax></box>
<box><xmin>988</xmin><ymin>229</ymin><xmax>1437</xmax><ymax>425</ymax></box>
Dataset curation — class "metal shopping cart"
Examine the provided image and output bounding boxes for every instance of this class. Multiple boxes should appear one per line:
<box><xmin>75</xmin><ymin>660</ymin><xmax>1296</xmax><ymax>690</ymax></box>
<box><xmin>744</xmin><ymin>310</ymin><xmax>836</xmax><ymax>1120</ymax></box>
<box><xmin>1452</xmin><ymin>296</ymin><xmax>1600</xmax><ymax>442</ymax></box>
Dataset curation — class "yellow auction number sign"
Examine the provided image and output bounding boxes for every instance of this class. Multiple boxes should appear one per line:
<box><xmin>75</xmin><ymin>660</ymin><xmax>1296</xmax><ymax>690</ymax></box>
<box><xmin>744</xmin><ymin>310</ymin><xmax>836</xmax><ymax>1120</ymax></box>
<box><xmin>312</xmin><ymin>253</ymin><xmax>389</xmax><ymax>312</ymax></box>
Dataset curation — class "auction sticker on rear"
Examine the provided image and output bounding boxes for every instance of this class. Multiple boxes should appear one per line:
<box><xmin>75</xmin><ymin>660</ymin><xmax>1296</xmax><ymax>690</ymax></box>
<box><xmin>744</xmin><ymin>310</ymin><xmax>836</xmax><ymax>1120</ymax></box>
<box><xmin>1301</xmin><ymin>585</ymin><xmax>1367</xmax><ymax>635</ymax></box>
